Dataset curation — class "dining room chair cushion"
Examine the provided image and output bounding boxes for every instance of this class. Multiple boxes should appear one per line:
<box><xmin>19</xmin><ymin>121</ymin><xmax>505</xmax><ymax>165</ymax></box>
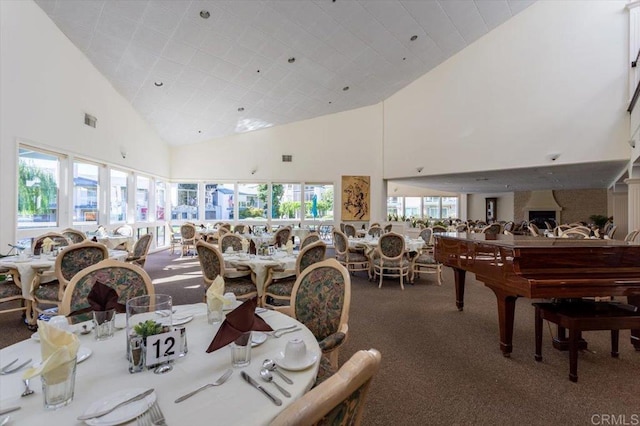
<box><xmin>335</xmin><ymin>252</ymin><xmax>368</xmax><ymax>263</ymax></box>
<box><xmin>0</xmin><ymin>279</ymin><xmax>22</xmax><ymax>299</ymax></box>
<box><xmin>413</xmin><ymin>253</ymin><xmax>437</xmax><ymax>265</ymax></box>
<box><xmin>267</xmin><ymin>281</ymin><xmax>295</xmax><ymax>297</ymax></box>
<box><xmin>224</xmin><ymin>277</ymin><xmax>258</xmax><ymax>299</ymax></box>
<box><xmin>34</xmin><ymin>281</ymin><xmax>61</xmax><ymax>301</ymax></box>
<box><xmin>372</xmin><ymin>258</ymin><xmax>410</xmax><ymax>268</ymax></box>
<box><xmin>314</xmin><ymin>355</ymin><xmax>337</xmax><ymax>387</ymax></box>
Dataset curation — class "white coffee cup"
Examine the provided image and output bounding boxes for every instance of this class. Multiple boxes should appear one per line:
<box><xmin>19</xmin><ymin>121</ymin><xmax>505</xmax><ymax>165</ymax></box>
<box><xmin>223</xmin><ymin>292</ymin><xmax>236</xmax><ymax>307</ymax></box>
<box><xmin>48</xmin><ymin>315</ymin><xmax>70</xmax><ymax>332</ymax></box>
<box><xmin>284</xmin><ymin>339</ymin><xmax>307</xmax><ymax>365</ymax></box>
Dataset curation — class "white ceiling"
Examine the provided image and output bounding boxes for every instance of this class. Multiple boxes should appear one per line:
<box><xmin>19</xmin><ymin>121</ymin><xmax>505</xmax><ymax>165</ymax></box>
<box><xmin>36</xmin><ymin>0</ymin><xmax>535</xmax><ymax>146</ymax></box>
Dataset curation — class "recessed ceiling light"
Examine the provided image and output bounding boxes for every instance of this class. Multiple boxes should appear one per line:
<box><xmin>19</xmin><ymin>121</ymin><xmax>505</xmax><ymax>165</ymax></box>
<box><xmin>200</xmin><ymin>10</ymin><xmax>210</xmax><ymax>19</ymax></box>
<box><xmin>198</xmin><ymin>130</ymin><xmax>202</xmax><ymax>134</ymax></box>
<box><xmin>343</xmin><ymin>86</ymin><xmax>349</xmax><ymax>91</ymax></box>
<box><xmin>402</xmin><ymin>57</ymin><xmax>406</xmax><ymax>61</ymax></box>
<box><xmin>154</xmin><ymin>81</ymin><xmax>163</xmax><ymax>87</ymax></box>
<box><xmin>256</xmin><ymin>69</ymin><xmax>260</xmax><ymax>73</ymax></box>
<box><xmin>329</xmin><ymin>101</ymin><xmax>332</xmax><ymax>104</ymax></box>
<box><xmin>238</xmin><ymin>107</ymin><xmax>245</xmax><ymax>112</ymax></box>
<box><xmin>288</xmin><ymin>57</ymin><xmax>296</xmax><ymax>63</ymax></box>
<box><xmin>410</xmin><ymin>35</ymin><xmax>418</xmax><ymax>41</ymax></box>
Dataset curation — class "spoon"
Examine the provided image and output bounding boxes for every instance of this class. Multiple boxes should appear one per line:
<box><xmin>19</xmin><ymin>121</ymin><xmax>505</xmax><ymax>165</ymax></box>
<box><xmin>260</xmin><ymin>369</ymin><xmax>290</xmax><ymax>398</ymax></box>
<box><xmin>262</xmin><ymin>359</ymin><xmax>293</xmax><ymax>384</ymax></box>
<box><xmin>1</xmin><ymin>415</ymin><xmax>10</xmax><ymax>425</ymax></box>
<box><xmin>21</xmin><ymin>379</ymin><xmax>34</xmax><ymax>397</ymax></box>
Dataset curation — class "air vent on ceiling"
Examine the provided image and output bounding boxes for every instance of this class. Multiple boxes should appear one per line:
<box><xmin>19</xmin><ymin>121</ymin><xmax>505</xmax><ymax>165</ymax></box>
<box><xmin>282</xmin><ymin>155</ymin><xmax>293</xmax><ymax>162</ymax></box>
<box><xmin>84</xmin><ymin>113</ymin><xmax>97</xmax><ymax>128</ymax></box>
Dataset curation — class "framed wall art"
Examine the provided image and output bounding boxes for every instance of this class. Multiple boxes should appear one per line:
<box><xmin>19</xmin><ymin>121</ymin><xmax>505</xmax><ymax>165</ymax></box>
<box><xmin>341</xmin><ymin>175</ymin><xmax>370</xmax><ymax>221</ymax></box>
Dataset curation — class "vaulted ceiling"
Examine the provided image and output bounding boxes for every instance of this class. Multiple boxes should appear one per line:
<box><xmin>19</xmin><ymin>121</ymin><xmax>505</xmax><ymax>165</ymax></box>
<box><xmin>36</xmin><ymin>0</ymin><xmax>534</xmax><ymax>146</ymax></box>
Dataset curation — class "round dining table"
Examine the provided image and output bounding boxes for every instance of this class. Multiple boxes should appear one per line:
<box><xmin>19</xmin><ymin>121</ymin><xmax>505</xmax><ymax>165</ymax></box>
<box><xmin>0</xmin><ymin>303</ymin><xmax>320</xmax><ymax>425</ymax></box>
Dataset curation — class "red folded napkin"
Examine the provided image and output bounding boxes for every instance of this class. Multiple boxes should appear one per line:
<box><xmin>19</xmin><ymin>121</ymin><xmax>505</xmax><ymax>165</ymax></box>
<box><xmin>88</xmin><ymin>280</ymin><xmax>125</xmax><ymax>312</ymax></box>
<box><xmin>206</xmin><ymin>297</ymin><xmax>272</xmax><ymax>353</ymax></box>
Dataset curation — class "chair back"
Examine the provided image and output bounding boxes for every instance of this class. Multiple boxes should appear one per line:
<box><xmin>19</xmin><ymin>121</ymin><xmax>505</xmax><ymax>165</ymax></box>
<box><xmin>55</xmin><ymin>241</ymin><xmax>109</xmax><ymax>287</ymax></box>
<box><xmin>528</xmin><ymin>223</ymin><xmax>541</xmax><ymax>237</ymax></box>
<box><xmin>482</xmin><ymin>223</ymin><xmax>502</xmax><ymax>235</ymax></box>
<box><xmin>180</xmin><ymin>223</ymin><xmax>197</xmax><ymax>240</ymax></box>
<box><xmin>291</xmin><ymin>258</ymin><xmax>350</xmax><ymax>342</ymax></box>
<box><xmin>296</xmin><ymin>241</ymin><xmax>327</xmax><ymax>276</ymax></box>
<box><xmin>503</xmin><ymin>221</ymin><xmax>515</xmax><ymax>232</ymax></box>
<box><xmin>300</xmin><ymin>232</ymin><xmax>321</xmax><ymax>249</ymax></box>
<box><xmin>234</xmin><ymin>224</ymin><xmax>247</xmax><ymax>234</ymax></box>
<box><xmin>274</xmin><ymin>227</ymin><xmax>291</xmax><ymax>247</ymax></box>
<box><xmin>455</xmin><ymin>224</ymin><xmax>467</xmax><ymax>232</ymax></box>
<box><xmin>196</xmin><ymin>241</ymin><xmax>225</xmax><ymax>285</ymax></box>
<box><xmin>270</xmin><ymin>348</ymin><xmax>381</xmax><ymax>426</ymax></box>
<box><xmin>378</xmin><ymin>233</ymin><xmax>405</xmax><ymax>260</ymax></box>
<box><xmin>113</xmin><ymin>225</ymin><xmax>133</xmax><ymax>237</ymax></box>
<box><xmin>220</xmin><ymin>233</ymin><xmax>243</xmax><ymax>253</ymax></box>
<box><xmin>59</xmin><ymin>259</ymin><xmax>154</xmax><ymax>323</ymax></box>
<box><xmin>431</xmin><ymin>225</ymin><xmax>447</xmax><ymax>234</ymax></box>
<box><xmin>624</xmin><ymin>229</ymin><xmax>639</xmax><ymax>242</ymax></box>
<box><xmin>33</xmin><ymin>232</ymin><xmax>70</xmax><ymax>255</ymax></box>
<box><xmin>62</xmin><ymin>228</ymin><xmax>87</xmax><ymax>244</ymax></box>
<box><xmin>383</xmin><ymin>224</ymin><xmax>392</xmax><ymax>233</ymax></box>
<box><xmin>606</xmin><ymin>225</ymin><xmax>617</xmax><ymax>239</ymax></box>
<box><xmin>561</xmin><ymin>228</ymin><xmax>590</xmax><ymax>239</ymax></box>
<box><xmin>221</xmin><ymin>223</ymin><xmax>232</xmax><ymax>231</ymax></box>
<box><xmin>367</xmin><ymin>226</ymin><xmax>383</xmax><ymax>237</ymax></box>
<box><xmin>419</xmin><ymin>228</ymin><xmax>433</xmax><ymax>245</ymax></box>
<box><xmin>332</xmin><ymin>230</ymin><xmax>349</xmax><ymax>255</ymax></box>
<box><xmin>132</xmin><ymin>234</ymin><xmax>152</xmax><ymax>258</ymax></box>
<box><xmin>344</xmin><ymin>224</ymin><xmax>356</xmax><ymax>238</ymax></box>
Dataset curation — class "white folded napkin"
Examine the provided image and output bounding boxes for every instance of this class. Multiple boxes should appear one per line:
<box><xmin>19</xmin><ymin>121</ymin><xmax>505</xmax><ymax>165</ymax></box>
<box><xmin>241</xmin><ymin>238</ymin><xmax>250</xmax><ymax>253</ymax></box>
<box><xmin>207</xmin><ymin>275</ymin><xmax>229</xmax><ymax>312</ymax></box>
<box><xmin>285</xmin><ymin>240</ymin><xmax>294</xmax><ymax>255</ymax></box>
<box><xmin>24</xmin><ymin>320</ymin><xmax>80</xmax><ymax>383</ymax></box>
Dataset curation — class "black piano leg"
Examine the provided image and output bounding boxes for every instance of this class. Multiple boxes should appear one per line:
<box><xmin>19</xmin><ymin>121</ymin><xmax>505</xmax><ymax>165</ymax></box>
<box><xmin>453</xmin><ymin>268</ymin><xmax>466</xmax><ymax>311</ymax></box>
<box><xmin>627</xmin><ymin>295</ymin><xmax>640</xmax><ymax>351</ymax></box>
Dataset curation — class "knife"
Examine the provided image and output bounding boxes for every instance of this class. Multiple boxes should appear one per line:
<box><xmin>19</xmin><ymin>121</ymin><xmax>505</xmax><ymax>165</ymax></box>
<box><xmin>77</xmin><ymin>388</ymin><xmax>155</xmax><ymax>420</ymax></box>
<box><xmin>0</xmin><ymin>407</ymin><xmax>20</xmax><ymax>416</ymax></box>
<box><xmin>240</xmin><ymin>372</ymin><xmax>282</xmax><ymax>406</ymax></box>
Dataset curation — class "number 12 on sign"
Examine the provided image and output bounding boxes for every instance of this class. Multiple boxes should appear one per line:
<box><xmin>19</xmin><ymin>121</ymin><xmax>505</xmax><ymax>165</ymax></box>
<box><xmin>146</xmin><ymin>330</ymin><xmax>181</xmax><ymax>366</ymax></box>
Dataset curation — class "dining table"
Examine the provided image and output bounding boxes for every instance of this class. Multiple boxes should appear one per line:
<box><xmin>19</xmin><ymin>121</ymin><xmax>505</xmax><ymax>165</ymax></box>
<box><xmin>0</xmin><ymin>303</ymin><xmax>321</xmax><ymax>425</ymax></box>
<box><xmin>95</xmin><ymin>235</ymin><xmax>135</xmax><ymax>251</ymax></box>
<box><xmin>222</xmin><ymin>252</ymin><xmax>298</xmax><ymax>296</ymax></box>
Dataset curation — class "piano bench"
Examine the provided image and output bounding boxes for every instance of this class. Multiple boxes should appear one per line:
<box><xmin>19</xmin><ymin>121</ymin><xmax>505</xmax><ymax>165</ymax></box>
<box><xmin>533</xmin><ymin>301</ymin><xmax>640</xmax><ymax>383</ymax></box>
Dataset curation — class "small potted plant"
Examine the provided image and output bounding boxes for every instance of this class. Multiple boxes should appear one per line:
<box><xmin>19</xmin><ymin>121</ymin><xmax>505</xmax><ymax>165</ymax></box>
<box><xmin>129</xmin><ymin>320</ymin><xmax>168</xmax><ymax>372</ymax></box>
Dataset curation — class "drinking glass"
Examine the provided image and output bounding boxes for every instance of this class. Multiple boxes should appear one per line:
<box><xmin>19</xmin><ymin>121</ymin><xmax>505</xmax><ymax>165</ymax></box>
<box><xmin>126</xmin><ymin>294</ymin><xmax>172</xmax><ymax>373</ymax></box>
<box><xmin>230</xmin><ymin>331</ymin><xmax>252</xmax><ymax>368</ymax></box>
<box><xmin>42</xmin><ymin>357</ymin><xmax>77</xmax><ymax>409</ymax></box>
<box><xmin>93</xmin><ymin>309</ymin><xmax>115</xmax><ymax>340</ymax></box>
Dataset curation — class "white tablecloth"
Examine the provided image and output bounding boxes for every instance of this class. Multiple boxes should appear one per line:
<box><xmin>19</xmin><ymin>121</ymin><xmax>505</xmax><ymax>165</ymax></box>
<box><xmin>97</xmin><ymin>235</ymin><xmax>134</xmax><ymax>251</ymax></box>
<box><xmin>223</xmin><ymin>253</ymin><xmax>298</xmax><ymax>296</ymax></box>
<box><xmin>347</xmin><ymin>237</ymin><xmax>425</xmax><ymax>253</ymax></box>
<box><xmin>0</xmin><ymin>303</ymin><xmax>320</xmax><ymax>425</ymax></box>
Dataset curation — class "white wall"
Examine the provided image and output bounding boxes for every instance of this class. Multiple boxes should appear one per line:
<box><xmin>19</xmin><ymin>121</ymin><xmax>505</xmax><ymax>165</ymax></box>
<box><xmin>467</xmin><ymin>193</ymin><xmax>515</xmax><ymax>223</ymax></box>
<box><xmin>383</xmin><ymin>1</ymin><xmax>630</xmax><ymax>179</ymax></box>
<box><xmin>0</xmin><ymin>1</ymin><xmax>171</xmax><ymax>248</ymax></box>
<box><xmin>171</xmin><ymin>104</ymin><xmax>385</xmax><ymax>223</ymax></box>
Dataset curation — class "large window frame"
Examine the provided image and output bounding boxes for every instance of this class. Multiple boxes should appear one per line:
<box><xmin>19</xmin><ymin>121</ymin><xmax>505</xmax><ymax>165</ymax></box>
<box><xmin>72</xmin><ymin>160</ymin><xmax>99</xmax><ymax>226</ymax></box>
<box><xmin>18</xmin><ymin>146</ymin><xmax>62</xmax><ymax>229</ymax></box>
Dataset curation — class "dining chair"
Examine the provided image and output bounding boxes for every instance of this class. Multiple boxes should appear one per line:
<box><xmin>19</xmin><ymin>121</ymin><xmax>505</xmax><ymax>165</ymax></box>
<box><xmin>332</xmin><ymin>230</ymin><xmax>369</xmax><ymax>275</ymax></box>
<box><xmin>166</xmin><ymin>223</ymin><xmax>182</xmax><ymax>255</ymax></box>
<box><xmin>234</xmin><ymin>224</ymin><xmax>247</xmax><ymax>234</ymax></box>
<box><xmin>383</xmin><ymin>224</ymin><xmax>392</xmax><ymax>233</ymax></box>
<box><xmin>410</xmin><ymin>246</ymin><xmax>442</xmax><ymax>286</ymax></box>
<box><xmin>262</xmin><ymin>241</ymin><xmax>327</xmax><ymax>308</ymax></box>
<box><xmin>32</xmin><ymin>232</ymin><xmax>70</xmax><ymax>255</ymax></box>
<box><xmin>270</xmin><ymin>348</ymin><xmax>381</xmax><ymax>426</ymax></box>
<box><xmin>180</xmin><ymin>223</ymin><xmax>198</xmax><ymax>256</ymax></box>
<box><xmin>219</xmin><ymin>233</ymin><xmax>244</xmax><ymax>254</ymax></box>
<box><xmin>220</xmin><ymin>223</ymin><xmax>232</xmax><ymax>231</ymax></box>
<box><xmin>528</xmin><ymin>223</ymin><xmax>542</xmax><ymax>237</ymax></box>
<box><xmin>113</xmin><ymin>224</ymin><xmax>133</xmax><ymax>237</ymax></box>
<box><xmin>367</xmin><ymin>226</ymin><xmax>383</xmax><ymax>238</ymax></box>
<box><xmin>419</xmin><ymin>228</ymin><xmax>433</xmax><ymax>246</ymax></box>
<box><xmin>275</xmin><ymin>258</ymin><xmax>350</xmax><ymax>371</ymax></box>
<box><xmin>32</xmin><ymin>240</ymin><xmax>108</xmax><ymax>320</ymax></box>
<box><xmin>126</xmin><ymin>233</ymin><xmax>153</xmax><ymax>268</ymax></box>
<box><xmin>61</xmin><ymin>228</ymin><xmax>87</xmax><ymax>244</ymax></box>
<box><xmin>272</xmin><ymin>226</ymin><xmax>292</xmax><ymax>247</ymax></box>
<box><xmin>343</xmin><ymin>224</ymin><xmax>356</xmax><ymax>238</ymax></box>
<box><xmin>481</xmin><ymin>223</ymin><xmax>502</xmax><ymax>235</ymax></box>
<box><xmin>59</xmin><ymin>259</ymin><xmax>154</xmax><ymax>324</ymax></box>
<box><xmin>624</xmin><ymin>229</ymin><xmax>639</xmax><ymax>242</ymax></box>
<box><xmin>0</xmin><ymin>267</ymin><xmax>27</xmax><ymax>316</ymax></box>
<box><xmin>195</xmin><ymin>241</ymin><xmax>257</xmax><ymax>302</ymax></box>
<box><xmin>372</xmin><ymin>232</ymin><xmax>409</xmax><ymax>290</ymax></box>
<box><xmin>605</xmin><ymin>225</ymin><xmax>617</xmax><ymax>239</ymax></box>
<box><xmin>431</xmin><ymin>225</ymin><xmax>447</xmax><ymax>234</ymax></box>
<box><xmin>560</xmin><ymin>228</ymin><xmax>590</xmax><ymax>239</ymax></box>
<box><xmin>300</xmin><ymin>232</ymin><xmax>321</xmax><ymax>249</ymax></box>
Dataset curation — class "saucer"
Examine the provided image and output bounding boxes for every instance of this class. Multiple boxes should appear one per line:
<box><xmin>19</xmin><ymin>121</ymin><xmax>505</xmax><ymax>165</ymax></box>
<box><xmin>82</xmin><ymin>387</ymin><xmax>156</xmax><ymax>426</ymax></box>
<box><xmin>222</xmin><ymin>300</ymin><xmax>241</xmax><ymax>311</ymax></box>
<box><xmin>160</xmin><ymin>314</ymin><xmax>193</xmax><ymax>327</ymax></box>
<box><xmin>251</xmin><ymin>332</ymin><xmax>267</xmax><ymax>347</ymax></box>
<box><xmin>274</xmin><ymin>351</ymin><xmax>318</xmax><ymax>371</ymax></box>
<box><xmin>31</xmin><ymin>332</ymin><xmax>40</xmax><ymax>341</ymax></box>
<box><xmin>77</xmin><ymin>346</ymin><xmax>92</xmax><ymax>363</ymax></box>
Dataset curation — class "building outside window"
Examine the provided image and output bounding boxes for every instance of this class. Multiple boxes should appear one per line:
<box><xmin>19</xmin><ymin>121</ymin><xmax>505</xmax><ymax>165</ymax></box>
<box><xmin>404</xmin><ymin>197</ymin><xmax>421</xmax><ymax>218</ymax></box>
<box><xmin>18</xmin><ymin>147</ymin><xmax>60</xmax><ymax>228</ymax></box>
<box><xmin>171</xmin><ymin>183</ymin><xmax>199</xmax><ymax>221</ymax></box>
<box><xmin>136</xmin><ymin>176</ymin><xmax>150</xmax><ymax>222</ymax></box>
<box><xmin>441</xmin><ymin>197</ymin><xmax>458</xmax><ymax>219</ymax></box>
<box><xmin>155</xmin><ymin>180</ymin><xmax>166</xmax><ymax>221</ymax></box>
<box><xmin>238</xmin><ymin>183</ymin><xmax>266</xmax><ymax>220</ymax></box>
<box><xmin>387</xmin><ymin>197</ymin><xmax>403</xmax><ymax>219</ymax></box>
<box><xmin>72</xmin><ymin>161</ymin><xmax>98</xmax><ymax>225</ymax></box>
<box><xmin>204</xmin><ymin>183</ymin><xmax>234</xmax><ymax>221</ymax></box>
<box><xmin>272</xmin><ymin>183</ymin><xmax>301</xmax><ymax>219</ymax></box>
<box><xmin>110</xmin><ymin>169</ymin><xmax>128</xmax><ymax>223</ymax></box>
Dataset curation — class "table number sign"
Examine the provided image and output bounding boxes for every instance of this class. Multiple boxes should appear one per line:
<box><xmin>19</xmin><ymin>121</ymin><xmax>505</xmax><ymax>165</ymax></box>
<box><xmin>145</xmin><ymin>330</ymin><xmax>181</xmax><ymax>366</ymax></box>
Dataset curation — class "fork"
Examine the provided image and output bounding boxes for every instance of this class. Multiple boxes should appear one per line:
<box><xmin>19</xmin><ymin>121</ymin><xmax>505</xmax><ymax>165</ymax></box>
<box><xmin>149</xmin><ymin>402</ymin><xmax>167</xmax><ymax>426</ymax></box>
<box><xmin>174</xmin><ymin>369</ymin><xmax>233</xmax><ymax>403</ymax></box>
<box><xmin>272</xmin><ymin>327</ymin><xmax>301</xmax><ymax>338</ymax></box>
<box><xmin>0</xmin><ymin>359</ymin><xmax>18</xmax><ymax>372</ymax></box>
<box><xmin>136</xmin><ymin>410</ymin><xmax>151</xmax><ymax>426</ymax></box>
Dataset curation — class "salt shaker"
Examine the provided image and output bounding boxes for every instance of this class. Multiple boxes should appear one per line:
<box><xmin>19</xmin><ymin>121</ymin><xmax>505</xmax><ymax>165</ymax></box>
<box><xmin>176</xmin><ymin>326</ymin><xmax>188</xmax><ymax>357</ymax></box>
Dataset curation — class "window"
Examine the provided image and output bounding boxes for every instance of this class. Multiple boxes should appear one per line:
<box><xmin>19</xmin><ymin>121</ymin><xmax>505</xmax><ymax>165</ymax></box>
<box><xmin>18</xmin><ymin>147</ymin><xmax>60</xmax><ymax>228</ymax></box>
<box><xmin>156</xmin><ymin>225</ymin><xmax>166</xmax><ymax>247</ymax></box>
<box><xmin>136</xmin><ymin>176</ymin><xmax>150</xmax><ymax>221</ymax></box>
<box><xmin>387</xmin><ymin>197</ymin><xmax>403</xmax><ymax>219</ymax></box>
<box><xmin>110</xmin><ymin>169</ymin><xmax>128</xmax><ymax>223</ymax></box>
<box><xmin>441</xmin><ymin>197</ymin><xmax>458</xmax><ymax>219</ymax></box>
<box><xmin>304</xmin><ymin>184</ymin><xmax>333</xmax><ymax>220</ymax></box>
<box><xmin>73</xmin><ymin>161</ymin><xmax>99</xmax><ymax>225</ymax></box>
<box><xmin>204</xmin><ymin>183</ymin><xmax>234</xmax><ymax>220</ymax></box>
<box><xmin>155</xmin><ymin>181</ymin><xmax>166</xmax><ymax>221</ymax></box>
<box><xmin>404</xmin><ymin>197</ymin><xmax>421</xmax><ymax>218</ymax></box>
<box><xmin>171</xmin><ymin>183</ymin><xmax>199</xmax><ymax>221</ymax></box>
<box><xmin>238</xmin><ymin>183</ymin><xmax>266</xmax><ymax>220</ymax></box>
<box><xmin>423</xmin><ymin>197</ymin><xmax>440</xmax><ymax>219</ymax></box>
<box><xmin>272</xmin><ymin>183</ymin><xmax>301</xmax><ymax>219</ymax></box>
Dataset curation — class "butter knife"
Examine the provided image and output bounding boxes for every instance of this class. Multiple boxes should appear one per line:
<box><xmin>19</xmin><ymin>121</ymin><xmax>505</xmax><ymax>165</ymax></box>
<box><xmin>77</xmin><ymin>388</ymin><xmax>154</xmax><ymax>421</ymax></box>
<box><xmin>240</xmin><ymin>372</ymin><xmax>282</xmax><ymax>406</ymax></box>
<box><xmin>0</xmin><ymin>407</ymin><xmax>20</xmax><ymax>416</ymax></box>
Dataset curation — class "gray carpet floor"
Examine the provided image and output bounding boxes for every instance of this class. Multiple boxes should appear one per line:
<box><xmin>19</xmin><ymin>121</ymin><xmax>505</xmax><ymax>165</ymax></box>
<box><xmin>1</xmin><ymin>250</ymin><xmax>638</xmax><ymax>425</ymax></box>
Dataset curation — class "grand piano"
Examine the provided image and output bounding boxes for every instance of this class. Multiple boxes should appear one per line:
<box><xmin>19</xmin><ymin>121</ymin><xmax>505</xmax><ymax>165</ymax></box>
<box><xmin>434</xmin><ymin>233</ymin><xmax>640</xmax><ymax>356</ymax></box>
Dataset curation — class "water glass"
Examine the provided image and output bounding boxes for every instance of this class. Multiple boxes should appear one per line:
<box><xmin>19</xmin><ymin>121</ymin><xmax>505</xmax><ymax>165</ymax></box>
<box><xmin>126</xmin><ymin>294</ymin><xmax>172</xmax><ymax>362</ymax></box>
<box><xmin>42</xmin><ymin>357</ymin><xmax>77</xmax><ymax>409</ymax></box>
<box><xmin>207</xmin><ymin>299</ymin><xmax>224</xmax><ymax>324</ymax></box>
<box><xmin>93</xmin><ymin>309</ymin><xmax>115</xmax><ymax>340</ymax></box>
<box><xmin>230</xmin><ymin>331</ymin><xmax>252</xmax><ymax>368</ymax></box>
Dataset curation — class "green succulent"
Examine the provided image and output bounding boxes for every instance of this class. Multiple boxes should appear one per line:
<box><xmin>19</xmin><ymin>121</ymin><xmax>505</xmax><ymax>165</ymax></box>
<box><xmin>133</xmin><ymin>319</ymin><xmax>163</xmax><ymax>339</ymax></box>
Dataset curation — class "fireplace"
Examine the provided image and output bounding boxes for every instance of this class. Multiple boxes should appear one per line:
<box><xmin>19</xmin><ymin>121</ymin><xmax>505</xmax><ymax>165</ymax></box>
<box><xmin>523</xmin><ymin>190</ymin><xmax>562</xmax><ymax>228</ymax></box>
<box><xmin>528</xmin><ymin>210</ymin><xmax>557</xmax><ymax>229</ymax></box>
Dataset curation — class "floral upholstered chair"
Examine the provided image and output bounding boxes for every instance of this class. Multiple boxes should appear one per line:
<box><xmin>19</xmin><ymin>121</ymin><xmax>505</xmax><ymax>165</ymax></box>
<box><xmin>233</xmin><ymin>224</ymin><xmax>247</xmax><ymax>234</ymax></box>
<box><xmin>481</xmin><ymin>223</ymin><xmax>502</xmax><ymax>235</ymax></box>
<box><xmin>180</xmin><ymin>223</ymin><xmax>198</xmax><ymax>256</ymax></box>
<box><xmin>300</xmin><ymin>232</ymin><xmax>321</xmax><ymax>249</ymax></box>
<box><xmin>343</xmin><ymin>224</ymin><xmax>357</xmax><ymax>238</ymax></box>
<box><xmin>59</xmin><ymin>259</ymin><xmax>154</xmax><ymax>324</ymax></box>
<box><xmin>32</xmin><ymin>240</ymin><xmax>108</xmax><ymax>321</ymax></box>
<box><xmin>220</xmin><ymin>233</ymin><xmax>244</xmax><ymax>253</ymax></box>
<box><xmin>262</xmin><ymin>241</ymin><xmax>327</xmax><ymax>308</ymax></box>
<box><xmin>272</xmin><ymin>226</ymin><xmax>292</xmax><ymax>248</ymax></box>
<box><xmin>372</xmin><ymin>232</ymin><xmax>409</xmax><ymax>290</ymax></box>
<box><xmin>270</xmin><ymin>349</ymin><xmax>381</xmax><ymax>426</ymax></box>
<box><xmin>196</xmin><ymin>241</ymin><xmax>256</xmax><ymax>301</ymax></box>
<box><xmin>277</xmin><ymin>258</ymin><xmax>351</xmax><ymax>373</ymax></box>
<box><xmin>0</xmin><ymin>267</ymin><xmax>26</xmax><ymax>317</ymax></box>
<box><xmin>126</xmin><ymin>233</ymin><xmax>153</xmax><ymax>268</ymax></box>
<box><xmin>332</xmin><ymin>230</ymin><xmax>369</xmax><ymax>275</ymax></box>
<box><xmin>62</xmin><ymin>228</ymin><xmax>87</xmax><ymax>244</ymax></box>
<box><xmin>32</xmin><ymin>232</ymin><xmax>70</xmax><ymax>255</ymax></box>
<box><xmin>367</xmin><ymin>226</ymin><xmax>383</xmax><ymax>238</ymax></box>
